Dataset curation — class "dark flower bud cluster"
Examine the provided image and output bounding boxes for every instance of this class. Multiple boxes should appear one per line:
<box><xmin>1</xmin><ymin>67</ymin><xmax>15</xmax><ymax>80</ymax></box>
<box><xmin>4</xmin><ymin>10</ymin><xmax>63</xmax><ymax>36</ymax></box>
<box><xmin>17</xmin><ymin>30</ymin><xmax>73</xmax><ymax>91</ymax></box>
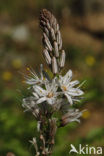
<box><xmin>40</xmin><ymin>9</ymin><xmax>65</xmax><ymax>74</ymax></box>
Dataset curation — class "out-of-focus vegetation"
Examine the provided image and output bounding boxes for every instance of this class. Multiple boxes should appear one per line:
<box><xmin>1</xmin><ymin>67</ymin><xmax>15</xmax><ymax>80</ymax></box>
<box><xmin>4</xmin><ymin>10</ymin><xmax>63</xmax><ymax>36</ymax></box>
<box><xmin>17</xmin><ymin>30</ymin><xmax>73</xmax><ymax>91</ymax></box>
<box><xmin>0</xmin><ymin>0</ymin><xmax>104</xmax><ymax>155</ymax></box>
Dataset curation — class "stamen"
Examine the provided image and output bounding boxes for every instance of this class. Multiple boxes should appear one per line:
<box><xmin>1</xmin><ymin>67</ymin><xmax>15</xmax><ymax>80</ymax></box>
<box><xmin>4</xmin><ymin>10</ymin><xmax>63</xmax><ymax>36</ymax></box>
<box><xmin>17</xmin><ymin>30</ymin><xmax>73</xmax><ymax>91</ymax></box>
<box><xmin>47</xmin><ymin>92</ymin><xmax>54</xmax><ymax>98</ymax></box>
<box><xmin>62</xmin><ymin>85</ymin><xmax>67</xmax><ymax>91</ymax></box>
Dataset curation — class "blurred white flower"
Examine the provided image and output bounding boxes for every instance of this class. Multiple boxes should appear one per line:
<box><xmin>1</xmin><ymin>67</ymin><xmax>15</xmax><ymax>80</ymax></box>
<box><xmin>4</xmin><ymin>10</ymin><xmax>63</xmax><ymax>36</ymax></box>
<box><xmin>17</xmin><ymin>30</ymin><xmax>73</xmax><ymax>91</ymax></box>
<box><xmin>22</xmin><ymin>96</ymin><xmax>38</xmax><ymax>111</ymax></box>
<box><xmin>33</xmin><ymin>78</ymin><xmax>59</xmax><ymax>105</ymax></box>
<box><xmin>59</xmin><ymin>70</ymin><xmax>84</xmax><ymax>105</ymax></box>
<box><xmin>61</xmin><ymin>109</ymin><xmax>84</xmax><ymax>126</ymax></box>
<box><xmin>12</xmin><ymin>25</ymin><xmax>30</xmax><ymax>42</ymax></box>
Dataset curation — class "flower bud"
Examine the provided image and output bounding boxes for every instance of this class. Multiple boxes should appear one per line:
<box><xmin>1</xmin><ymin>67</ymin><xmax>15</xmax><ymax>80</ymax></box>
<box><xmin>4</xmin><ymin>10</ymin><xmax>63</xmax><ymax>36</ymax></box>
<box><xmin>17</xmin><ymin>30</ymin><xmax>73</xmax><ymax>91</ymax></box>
<box><xmin>52</xmin><ymin>57</ymin><xmax>58</xmax><ymax>74</ymax></box>
<box><xmin>43</xmin><ymin>33</ymin><xmax>52</xmax><ymax>51</ymax></box>
<box><xmin>54</xmin><ymin>41</ymin><xmax>59</xmax><ymax>57</ymax></box>
<box><xmin>51</xmin><ymin>16</ymin><xmax>57</xmax><ymax>29</ymax></box>
<box><xmin>50</xmin><ymin>28</ymin><xmax>55</xmax><ymax>41</ymax></box>
<box><xmin>56</xmin><ymin>23</ymin><xmax>59</xmax><ymax>31</ymax></box>
<box><xmin>59</xmin><ymin>50</ymin><xmax>65</xmax><ymax>68</ymax></box>
<box><xmin>57</xmin><ymin>31</ymin><xmax>62</xmax><ymax>50</ymax></box>
<box><xmin>46</xmin><ymin>21</ymin><xmax>51</xmax><ymax>30</ymax></box>
<box><xmin>43</xmin><ymin>49</ymin><xmax>51</xmax><ymax>64</ymax></box>
<box><xmin>44</xmin><ymin>27</ymin><xmax>49</xmax><ymax>37</ymax></box>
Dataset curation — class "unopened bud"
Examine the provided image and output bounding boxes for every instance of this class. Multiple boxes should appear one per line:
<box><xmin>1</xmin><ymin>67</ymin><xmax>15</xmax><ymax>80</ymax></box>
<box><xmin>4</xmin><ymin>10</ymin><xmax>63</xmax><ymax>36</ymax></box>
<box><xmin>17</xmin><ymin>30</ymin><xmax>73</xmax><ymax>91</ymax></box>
<box><xmin>44</xmin><ymin>27</ymin><xmax>49</xmax><ymax>37</ymax></box>
<box><xmin>51</xmin><ymin>139</ymin><xmax>55</xmax><ymax>144</ymax></box>
<box><xmin>54</xmin><ymin>41</ymin><xmax>59</xmax><ymax>57</ymax></box>
<box><xmin>51</xmin><ymin>16</ymin><xmax>57</xmax><ymax>30</ymax></box>
<box><xmin>29</xmin><ymin>137</ymin><xmax>37</xmax><ymax>145</ymax></box>
<box><xmin>56</xmin><ymin>23</ymin><xmax>59</xmax><ymax>31</ymax></box>
<box><xmin>52</xmin><ymin>57</ymin><xmax>58</xmax><ymax>74</ymax></box>
<box><xmin>46</xmin><ymin>21</ymin><xmax>51</xmax><ymax>30</ymax></box>
<box><xmin>59</xmin><ymin>50</ymin><xmax>65</xmax><ymax>68</ymax></box>
<box><xmin>40</xmin><ymin>134</ymin><xmax>44</xmax><ymax>140</ymax></box>
<box><xmin>36</xmin><ymin>152</ymin><xmax>40</xmax><ymax>156</ymax></box>
<box><xmin>43</xmin><ymin>33</ymin><xmax>52</xmax><ymax>51</ymax></box>
<box><xmin>50</xmin><ymin>28</ymin><xmax>55</xmax><ymax>41</ymax></box>
<box><xmin>57</xmin><ymin>31</ymin><xmax>62</xmax><ymax>50</ymax></box>
<box><xmin>43</xmin><ymin>49</ymin><xmax>51</xmax><ymax>65</ymax></box>
<box><xmin>40</xmin><ymin>20</ymin><xmax>46</xmax><ymax>28</ymax></box>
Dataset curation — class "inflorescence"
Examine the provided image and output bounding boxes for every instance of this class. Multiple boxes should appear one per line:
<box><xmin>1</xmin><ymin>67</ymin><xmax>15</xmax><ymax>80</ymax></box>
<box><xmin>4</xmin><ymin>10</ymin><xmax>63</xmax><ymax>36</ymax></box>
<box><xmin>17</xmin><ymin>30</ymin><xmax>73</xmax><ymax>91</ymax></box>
<box><xmin>22</xmin><ymin>9</ymin><xmax>85</xmax><ymax>156</ymax></box>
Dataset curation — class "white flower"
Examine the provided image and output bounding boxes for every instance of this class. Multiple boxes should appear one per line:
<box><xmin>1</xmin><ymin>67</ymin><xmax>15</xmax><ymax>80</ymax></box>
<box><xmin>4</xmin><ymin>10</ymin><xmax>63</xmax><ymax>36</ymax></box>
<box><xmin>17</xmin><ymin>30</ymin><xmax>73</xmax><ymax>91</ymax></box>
<box><xmin>22</xmin><ymin>96</ymin><xmax>38</xmax><ymax>111</ymax></box>
<box><xmin>58</xmin><ymin>70</ymin><xmax>84</xmax><ymax>105</ymax></box>
<box><xmin>52</xmin><ymin>98</ymin><xmax>64</xmax><ymax>111</ymax></box>
<box><xmin>61</xmin><ymin>109</ymin><xmax>84</xmax><ymax>126</ymax></box>
<box><xmin>25</xmin><ymin>65</ymin><xmax>48</xmax><ymax>85</ymax></box>
<box><xmin>33</xmin><ymin>78</ymin><xmax>59</xmax><ymax>105</ymax></box>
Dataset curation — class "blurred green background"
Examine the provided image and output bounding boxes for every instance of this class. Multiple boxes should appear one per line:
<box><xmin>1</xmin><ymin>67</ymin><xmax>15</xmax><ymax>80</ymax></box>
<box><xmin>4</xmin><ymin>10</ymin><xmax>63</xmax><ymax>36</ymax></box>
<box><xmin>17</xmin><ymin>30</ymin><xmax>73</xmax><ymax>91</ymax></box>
<box><xmin>0</xmin><ymin>0</ymin><xmax>104</xmax><ymax>155</ymax></box>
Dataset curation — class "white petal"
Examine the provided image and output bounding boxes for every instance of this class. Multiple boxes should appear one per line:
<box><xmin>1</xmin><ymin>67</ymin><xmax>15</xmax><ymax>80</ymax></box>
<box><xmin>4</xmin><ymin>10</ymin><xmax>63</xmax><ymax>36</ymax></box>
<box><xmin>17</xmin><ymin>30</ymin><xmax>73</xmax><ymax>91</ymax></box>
<box><xmin>36</xmin><ymin>97</ymin><xmax>46</xmax><ymax>104</ymax></box>
<box><xmin>52</xmin><ymin>84</ymin><xmax>58</xmax><ymax>92</ymax></box>
<box><xmin>72</xmin><ymin>98</ymin><xmax>80</xmax><ymax>102</ymax></box>
<box><xmin>47</xmin><ymin>98</ymin><xmax>55</xmax><ymax>105</ymax></box>
<box><xmin>47</xmin><ymin>78</ymin><xmax>58</xmax><ymax>92</ymax></box>
<box><xmin>65</xmin><ymin>93</ymin><xmax>73</xmax><ymax>105</ymax></box>
<box><xmin>45</xmin><ymin>81</ymin><xmax>50</xmax><ymax>91</ymax></box>
<box><xmin>26</xmin><ymin>78</ymin><xmax>38</xmax><ymax>85</ymax></box>
<box><xmin>69</xmin><ymin>118</ymin><xmax>80</xmax><ymax>123</ymax></box>
<box><xmin>33</xmin><ymin>85</ymin><xmax>46</xmax><ymax>96</ymax></box>
<box><xmin>33</xmin><ymin>92</ymin><xmax>39</xmax><ymax>99</ymax></box>
<box><xmin>67</xmin><ymin>88</ymin><xmax>84</xmax><ymax>96</ymax></box>
<box><xmin>68</xmin><ymin>80</ymin><xmax>79</xmax><ymax>87</ymax></box>
<box><xmin>58</xmin><ymin>75</ymin><xmax>63</xmax><ymax>85</ymax></box>
<box><xmin>54</xmin><ymin>92</ymin><xmax>61</xmax><ymax>97</ymax></box>
<box><xmin>62</xmin><ymin>70</ymin><xmax>72</xmax><ymax>85</ymax></box>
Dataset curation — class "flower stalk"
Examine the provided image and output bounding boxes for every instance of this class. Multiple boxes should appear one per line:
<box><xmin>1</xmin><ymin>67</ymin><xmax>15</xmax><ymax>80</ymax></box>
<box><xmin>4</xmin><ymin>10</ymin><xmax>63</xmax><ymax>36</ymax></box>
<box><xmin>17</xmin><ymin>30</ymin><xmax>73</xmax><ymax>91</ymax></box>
<box><xmin>22</xmin><ymin>9</ymin><xmax>85</xmax><ymax>156</ymax></box>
